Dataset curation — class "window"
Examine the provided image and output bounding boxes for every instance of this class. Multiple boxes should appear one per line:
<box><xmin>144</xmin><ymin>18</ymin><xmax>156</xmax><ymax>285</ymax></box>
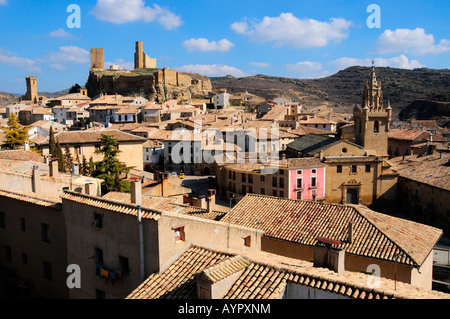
<box><xmin>260</xmin><ymin>175</ymin><xmax>265</xmax><ymax>182</ymax></box>
<box><xmin>273</xmin><ymin>190</ymin><xmax>277</xmax><ymax>197</ymax></box>
<box><xmin>297</xmin><ymin>179</ymin><xmax>303</xmax><ymax>188</ymax></box>
<box><xmin>272</xmin><ymin>177</ymin><xmax>277</xmax><ymax>187</ymax></box>
<box><xmin>95</xmin><ymin>247</ymin><xmax>103</xmax><ymax>264</ymax></box>
<box><xmin>4</xmin><ymin>245</ymin><xmax>12</xmax><ymax>263</ymax></box>
<box><xmin>365</xmin><ymin>164</ymin><xmax>371</xmax><ymax>173</ymax></box>
<box><xmin>249</xmin><ymin>185</ymin><xmax>253</xmax><ymax>193</ymax></box>
<box><xmin>119</xmin><ymin>256</ymin><xmax>130</xmax><ymax>276</ymax></box>
<box><xmin>337</xmin><ymin>165</ymin><xmax>343</xmax><ymax>173</ymax></box>
<box><xmin>261</xmin><ymin>188</ymin><xmax>265</xmax><ymax>195</ymax></box>
<box><xmin>279</xmin><ymin>169</ymin><xmax>284</xmax><ymax>175</ymax></box>
<box><xmin>0</xmin><ymin>211</ymin><xmax>5</xmax><ymax>229</ymax></box>
<box><xmin>41</xmin><ymin>223</ymin><xmax>50</xmax><ymax>244</ymax></box>
<box><xmin>297</xmin><ymin>170</ymin><xmax>302</xmax><ymax>175</ymax></box>
<box><xmin>242</xmin><ymin>173</ymin><xmax>246</xmax><ymax>183</ymax></box>
<box><xmin>279</xmin><ymin>191</ymin><xmax>284</xmax><ymax>197</ymax></box>
<box><xmin>351</xmin><ymin>165</ymin><xmax>357</xmax><ymax>173</ymax></box>
<box><xmin>279</xmin><ymin>178</ymin><xmax>284</xmax><ymax>188</ymax></box>
<box><xmin>74</xmin><ymin>145</ymin><xmax>81</xmax><ymax>154</ymax></box>
<box><xmin>93</xmin><ymin>213</ymin><xmax>103</xmax><ymax>229</ymax></box>
<box><xmin>174</xmin><ymin>227</ymin><xmax>185</xmax><ymax>243</ymax></box>
<box><xmin>22</xmin><ymin>253</ymin><xmax>28</xmax><ymax>265</ymax></box>
<box><xmin>242</xmin><ymin>185</ymin><xmax>246</xmax><ymax>194</ymax></box>
<box><xmin>248</xmin><ymin>174</ymin><xmax>253</xmax><ymax>183</ymax></box>
<box><xmin>374</xmin><ymin>121</ymin><xmax>379</xmax><ymax>133</ymax></box>
<box><xmin>311</xmin><ymin>177</ymin><xmax>317</xmax><ymax>187</ymax></box>
<box><xmin>312</xmin><ymin>169</ymin><xmax>317</xmax><ymax>174</ymax></box>
<box><xmin>43</xmin><ymin>261</ymin><xmax>52</xmax><ymax>281</ymax></box>
<box><xmin>244</xmin><ymin>236</ymin><xmax>251</xmax><ymax>247</ymax></box>
<box><xmin>20</xmin><ymin>218</ymin><xmax>26</xmax><ymax>232</ymax></box>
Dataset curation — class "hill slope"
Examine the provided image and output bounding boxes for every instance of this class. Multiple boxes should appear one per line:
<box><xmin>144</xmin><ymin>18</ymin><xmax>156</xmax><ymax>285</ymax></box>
<box><xmin>211</xmin><ymin>66</ymin><xmax>450</xmax><ymax>119</ymax></box>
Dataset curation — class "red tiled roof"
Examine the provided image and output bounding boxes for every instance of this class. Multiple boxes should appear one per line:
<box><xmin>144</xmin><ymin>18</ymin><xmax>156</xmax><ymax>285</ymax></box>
<box><xmin>127</xmin><ymin>244</ymin><xmax>450</xmax><ymax>300</ymax></box>
<box><xmin>388</xmin><ymin>129</ymin><xmax>430</xmax><ymax>141</ymax></box>
<box><xmin>220</xmin><ymin>194</ymin><xmax>442</xmax><ymax>268</ymax></box>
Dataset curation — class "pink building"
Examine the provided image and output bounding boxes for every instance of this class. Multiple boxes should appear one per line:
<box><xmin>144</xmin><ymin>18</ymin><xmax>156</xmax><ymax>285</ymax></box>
<box><xmin>224</xmin><ymin>157</ymin><xmax>326</xmax><ymax>202</ymax></box>
<box><xmin>288</xmin><ymin>160</ymin><xmax>326</xmax><ymax>201</ymax></box>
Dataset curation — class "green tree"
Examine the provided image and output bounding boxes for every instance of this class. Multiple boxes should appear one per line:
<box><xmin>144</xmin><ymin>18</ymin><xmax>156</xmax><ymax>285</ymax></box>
<box><xmin>1</xmin><ymin>113</ymin><xmax>28</xmax><ymax>149</ymax></box>
<box><xmin>49</xmin><ymin>126</ymin><xmax>57</xmax><ymax>157</ymax></box>
<box><xmin>91</xmin><ymin>134</ymin><xmax>133</xmax><ymax>194</ymax></box>
<box><xmin>63</xmin><ymin>144</ymin><xmax>73</xmax><ymax>173</ymax></box>
<box><xmin>55</xmin><ymin>140</ymin><xmax>65</xmax><ymax>173</ymax></box>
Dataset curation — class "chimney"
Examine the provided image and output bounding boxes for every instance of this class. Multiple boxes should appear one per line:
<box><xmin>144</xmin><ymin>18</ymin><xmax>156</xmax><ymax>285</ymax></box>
<box><xmin>49</xmin><ymin>158</ymin><xmax>59</xmax><ymax>178</ymax></box>
<box><xmin>32</xmin><ymin>165</ymin><xmax>41</xmax><ymax>194</ymax></box>
<box><xmin>314</xmin><ymin>237</ymin><xmax>345</xmax><ymax>275</ymax></box>
<box><xmin>131</xmin><ymin>181</ymin><xmax>142</xmax><ymax>206</ymax></box>
<box><xmin>347</xmin><ymin>222</ymin><xmax>354</xmax><ymax>244</ymax></box>
<box><xmin>72</xmin><ymin>162</ymin><xmax>80</xmax><ymax>176</ymax></box>
<box><xmin>161</xmin><ymin>173</ymin><xmax>170</xmax><ymax>196</ymax></box>
<box><xmin>206</xmin><ymin>189</ymin><xmax>216</xmax><ymax>213</ymax></box>
<box><xmin>85</xmin><ymin>183</ymin><xmax>96</xmax><ymax>195</ymax></box>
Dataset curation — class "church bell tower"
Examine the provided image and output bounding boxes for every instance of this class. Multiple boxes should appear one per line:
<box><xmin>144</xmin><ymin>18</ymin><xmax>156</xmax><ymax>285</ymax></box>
<box><xmin>353</xmin><ymin>63</ymin><xmax>391</xmax><ymax>157</ymax></box>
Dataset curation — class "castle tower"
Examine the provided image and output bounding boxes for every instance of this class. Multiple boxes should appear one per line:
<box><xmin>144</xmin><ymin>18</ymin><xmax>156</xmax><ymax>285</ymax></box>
<box><xmin>25</xmin><ymin>76</ymin><xmax>38</xmax><ymax>103</ymax></box>
<box><xmin>90</xmin><ymin>48</ymin><xmax>104</xmax><ymax>70</ymax></box>
<box><xmin>353</xmin><ymin>65</ymin><xmax>391</xmax><ymax>157</ymax></box>
<box><xmin>134</xmin><ymin>41</ymin><xmax>157</xmax><ymax>70</ymax></box>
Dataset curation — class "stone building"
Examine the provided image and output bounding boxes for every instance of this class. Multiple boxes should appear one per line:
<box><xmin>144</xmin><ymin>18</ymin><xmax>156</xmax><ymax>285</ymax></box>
<box><xmin>36</xmin><ymin>130</ymin><xmax>146</xmax><ymax>171</ymax></box>
<box><xmin>353</xmin><ymin>65</ymin><xmax>392</xmax><ymax>158</ymax></box>
<box><xmin>134</xmin><ymin>41</ymin><xmax>156</xmax><ymax>69</ymax></box>
<box><xmin>24</xmin><ymin>76</ymin><xmax>38</xmax><ymax>104</ymax></box>
<box><xmin>90</xmin><ymin>48</ymin><xmax>104</xmax><ymax>70</ymax></box>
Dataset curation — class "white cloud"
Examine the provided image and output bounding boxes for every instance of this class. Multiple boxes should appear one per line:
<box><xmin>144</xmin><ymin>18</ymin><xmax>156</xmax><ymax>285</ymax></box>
<box><xmin>182</xmin><ymin>38</ymin><xmax>234</xmax><ymax>52</ymax></box>
<box><xmin>175</xmin><ymin>64</ymin><xmax>247</xmax><ymax>78</ymax></box>
<box><xmin>0</xmin><ymin>48</ymin><xmax>41</xmax><ymax>72</ymax></box>
<box><xmin>46</xmin><ymin>46</ymin><xmax>89</xmax><ymax>64</ymax></box>
<box><xmin>0</xmin><ymin>0</ymin><xmax>7</xmax><ymax>6</ymax></box>
<box><xmin>333</xmin><ymin>55</ymin><xmax>425</xmax><ymax>70</ymax></box>
<box><xmin>49</xmin><ymin>28</ymin><xmax>74</xmax><ymax>39</ymax></box>
<box><xmin>92</xmin><ymin>0</ymin><xmax>181</xmax><ymax>29</ymax></box>
<box><xmin>231</xmin><ymin>13</ymin><xmax>351</xmax><ymax>48</ymax></box>
<box><xmin>249</xmin><ymin>62</ymin><xmax>270</xmax><ymax>68</ymax></box>
<box><xmin>285</xmin><ymin>61</ymin><xmax>331</xmax><ymax>78</ymax></box>
<box><xmin>377</xmin><ymin>28</ymin><xmax>450</xmax><ymax>55</ymax></box>
<box><xmin>286</xmin><ymin>61</ymin><xmax>323</xmax><ymax>72</ymax></box>
<box><xmin>50</xmin><ymin>63</ymin><xmax>67</xmax><ymax>71</ymax></box>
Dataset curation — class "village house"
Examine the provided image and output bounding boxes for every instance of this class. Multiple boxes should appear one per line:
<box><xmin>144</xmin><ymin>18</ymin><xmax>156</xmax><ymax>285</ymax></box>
<box><xmin>126</xmin><ymin>243</ymin><xmax>450</xmax><ymax>300</ymax></box>
<box><xmin>222</xmin><ymin>157</ymin><xmax>326</xmax><ymax>202</ymax></box>
<box><xmin>389</xmin><ymin>152</ymin><xmax>450</xmax><ymax>234</ymax></box>
<box><xmin>388</xmin><ymin>129</ymin><xmax>432</xmax><ymax>157</ymax></box>
<box><xmin>198</xmin><ymin>194</ymin><xmax>442</xmax><ymax>290</ymax></box>
<box><xmin>61</xmin><ymin>181</ymin><xmax>263</xmax><ymax>299</ymax></box>
<box><xmin>35</xmin><ymin>130</ymin><xmax>146</xmax><ymax>170</ymax></box>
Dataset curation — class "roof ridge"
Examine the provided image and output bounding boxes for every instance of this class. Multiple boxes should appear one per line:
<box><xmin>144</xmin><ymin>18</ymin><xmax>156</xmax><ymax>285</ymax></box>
<box><xmin>351</xmin><ymin>206</ymin><xmax>419</xmax><ymax>267</ymax></box>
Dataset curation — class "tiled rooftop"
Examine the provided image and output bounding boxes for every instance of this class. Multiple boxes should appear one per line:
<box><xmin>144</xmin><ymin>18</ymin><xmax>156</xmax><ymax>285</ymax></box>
<box><xmin>388</xmin><ymin>129</ymin><xmax>430</xmax><ymax>141</ymax></box>
<box><xmin>0</xmin><ymin>188</ymin><xmax>62</xmax><ymax>208</ymax></box>
<box><xmin>36</xmin><ymin>129</ymin><xmax>146</xmax><ymax>145</ymax></box>
<box><xmin>126</xmin><ymin>244</ymin><xmax>450</xmax><ymax>300</ymax></box>
<box><xmin>388</xmin><ymin>152</ymin><xmax>450</xmax><ymax>191</ymax></box>
<box><xmin>219</xmin><ymin>194</ymin><xmax>442</xmax><ymax>268</ymax></box>
<box><xmin>62</xmin><ymin>191</ymin><xmax>162</xmax><ymax>220</ymax></box>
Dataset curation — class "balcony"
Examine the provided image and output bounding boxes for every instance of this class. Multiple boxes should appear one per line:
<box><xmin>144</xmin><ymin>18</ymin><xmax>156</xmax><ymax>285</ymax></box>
<box><xmin>95</xmin><ymin>263</ymin><xmax>127</xmax><ymax>285</ymax></box>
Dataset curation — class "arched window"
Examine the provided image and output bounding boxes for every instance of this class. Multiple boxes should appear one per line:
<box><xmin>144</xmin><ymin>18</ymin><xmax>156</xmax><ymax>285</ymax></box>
<box><xmin>374</xmin><ymin>121</ymin><xmax>379</xmax><ymax>133</ymax></box>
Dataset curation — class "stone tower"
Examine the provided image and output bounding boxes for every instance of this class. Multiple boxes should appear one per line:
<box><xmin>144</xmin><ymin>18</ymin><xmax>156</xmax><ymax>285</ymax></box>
<box><xmin>90</xmin><ymin>48</ymin><xmax>104</xmax><ymax>70</ymax></box>
<box><xmin>25</xmin><ymin>75</ymin><xmax>38</xmax><ymax>103</ymax></box>
<box><xmin>353</xmin><ymin>65</ymin><xmax>392</xmax><ymax>157</ymax></box>
<box><xmin>134</xmin><ymin>41</ymin><xmax>157</xmax><ymax>69</ymax></box>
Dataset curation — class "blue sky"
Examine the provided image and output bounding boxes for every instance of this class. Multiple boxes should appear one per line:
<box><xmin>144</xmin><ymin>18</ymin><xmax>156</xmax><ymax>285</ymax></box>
<box><xmin>0</xmin><ymin>0</ymin><xmax>449</xmax><ymax>93</ymax></box>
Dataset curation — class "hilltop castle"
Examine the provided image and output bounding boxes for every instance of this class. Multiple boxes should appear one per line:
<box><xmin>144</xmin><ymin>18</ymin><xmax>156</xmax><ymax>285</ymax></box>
<box><xmin>89</xmin><ymin>41</ymin><xmax>156</xmax><ymax>71</ymax></box>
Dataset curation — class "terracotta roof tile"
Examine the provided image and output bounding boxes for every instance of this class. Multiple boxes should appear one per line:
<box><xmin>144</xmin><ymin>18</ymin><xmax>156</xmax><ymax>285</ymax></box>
<box><xmin>220</xmin><ymin>194</ymin><xmax>442</xmax><ymax>268</ymax></box>
<box><xmin>127</xmin><ymin>244</ymin><xmax>450</xmax><ymax>300</ymax></box>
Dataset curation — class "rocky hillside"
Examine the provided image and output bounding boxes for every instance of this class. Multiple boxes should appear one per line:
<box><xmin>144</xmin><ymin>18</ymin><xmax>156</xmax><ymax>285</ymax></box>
<box><xmin>399</xmin><ymin>99</ymin><xmax>450</xmax><ymax>126</ymax></box>
<box><xmin>211</xmin><ymin>66</ymin><xmax>450</xmax><ymax>119</ymax></box>
<box><xmin>85</xmin><ymin>68</ymin><xmax>212</xmax><ymax>102</ymax></box>
<box><xmin>0</xmin><ymin>92</ymin><xmax>19</xmax><ymax>107</ymax></box>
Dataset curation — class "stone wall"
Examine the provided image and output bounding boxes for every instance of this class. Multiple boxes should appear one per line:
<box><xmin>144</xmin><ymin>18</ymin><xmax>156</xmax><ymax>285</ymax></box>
<box><xmin>86</xmin><ymin>69</ymin><xmax>212</xmax><ymax>102</ymax></box>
